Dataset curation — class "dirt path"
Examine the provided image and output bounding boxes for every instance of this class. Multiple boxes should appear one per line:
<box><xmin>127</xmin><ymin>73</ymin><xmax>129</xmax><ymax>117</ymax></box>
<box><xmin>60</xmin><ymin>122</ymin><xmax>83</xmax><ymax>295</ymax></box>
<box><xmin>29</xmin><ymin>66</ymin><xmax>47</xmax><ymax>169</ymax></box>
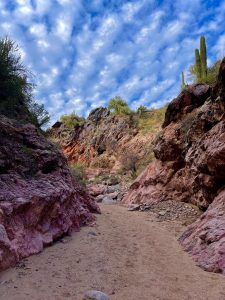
<box><xmin>1</xmin><ymin>204</ymin><xmax>225</xmax><ymax>300</ymax></box>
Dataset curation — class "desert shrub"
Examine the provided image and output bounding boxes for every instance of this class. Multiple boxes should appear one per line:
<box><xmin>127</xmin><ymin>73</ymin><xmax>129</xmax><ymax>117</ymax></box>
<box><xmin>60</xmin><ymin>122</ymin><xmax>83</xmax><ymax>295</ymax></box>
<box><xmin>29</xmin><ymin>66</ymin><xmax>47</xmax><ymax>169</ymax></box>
<box><xmin>69</xmin><ymin>163</ymin><xmax>86</xmax><ymax>185</ymax></box>
<box><xmin>138</xmin><ymin>106</ymin><xmax>167</xmax><ymax>134</ymax></box>
<box><xmin>0</xmin><ymin>37</ymin><xmax>49</xmax><ymax>127</ymax></box>
<box><xmin>60</xmin><ymin>112</ymin><xmax>85</xmax><ymax>129</ymax></box>
<box><xmin>189</xmin><ymin>59</ymin><xmax>221</xmax><ymax>85</ymax></box>
<box><xmin>120</xmin><ymin>150</ymin><xmax>139</xmax><ymax>178</ymax></box>
<box><xmin>137</xmin><ymin>105</ymin><xmax>148</xmax><ymax>117</ymax></box>
<box><xmin>91</xmin><ymin>154</ymin><xmax>113</xmax><ymax>169</ymax></box>
<box><xmin>108</xmin><ymin>96</ymin><xmax>132</xmax><ymax>116</ymax></box>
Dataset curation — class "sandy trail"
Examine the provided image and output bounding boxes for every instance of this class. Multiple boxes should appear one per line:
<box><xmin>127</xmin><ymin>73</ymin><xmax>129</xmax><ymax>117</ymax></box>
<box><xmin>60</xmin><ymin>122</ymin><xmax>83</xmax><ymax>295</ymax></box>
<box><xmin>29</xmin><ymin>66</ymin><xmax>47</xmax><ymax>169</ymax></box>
<box><xmin>1</xmin><ymin>204</ymin><xmax>225</xmax><ymax>300</ymax></box>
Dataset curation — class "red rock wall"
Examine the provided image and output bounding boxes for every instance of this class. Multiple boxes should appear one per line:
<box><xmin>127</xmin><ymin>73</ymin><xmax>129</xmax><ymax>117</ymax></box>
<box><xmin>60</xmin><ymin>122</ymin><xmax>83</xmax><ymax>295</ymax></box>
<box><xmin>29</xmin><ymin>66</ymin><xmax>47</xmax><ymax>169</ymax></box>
<box><xmin>123</xmin><ymin>58</ymin><xmax>225</xmax><ymax>273</ymax></box>
<box><xmin>0</xmin><ymin>116</ymin><xmax>100</xmax><ymax>271</ymax></box>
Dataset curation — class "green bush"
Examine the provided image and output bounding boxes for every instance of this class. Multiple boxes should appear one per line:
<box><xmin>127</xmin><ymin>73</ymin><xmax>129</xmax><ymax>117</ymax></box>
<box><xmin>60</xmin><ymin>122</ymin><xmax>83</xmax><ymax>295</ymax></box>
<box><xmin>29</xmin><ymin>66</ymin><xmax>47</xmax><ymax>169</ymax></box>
<box><xmin>0</xmin><ymin>37</ymin><xmax>49</xmax><ymax>127</ymax></box>
<box><xmin>69</xmin><ymin>163</ymin><xmax>86</xmax><ymax>184</ymax></box>
<box><xmin>137</xmin><ymin>105</ymin><xmax>148</xmax><ymax>117</ymax></box>
<box><xmin>108</xmin><ymin>96</ymin><xmax>132</xmax><ymax>115</ymax></box>
<box><xmin>60</xmin><ymin>112</ymin><xmax>85</xmax><ymax>129</ymax></box>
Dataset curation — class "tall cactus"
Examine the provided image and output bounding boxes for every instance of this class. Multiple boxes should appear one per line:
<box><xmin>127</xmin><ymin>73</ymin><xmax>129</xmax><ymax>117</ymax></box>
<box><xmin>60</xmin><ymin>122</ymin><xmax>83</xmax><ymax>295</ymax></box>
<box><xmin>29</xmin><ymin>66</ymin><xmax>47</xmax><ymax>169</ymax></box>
<box><xmin>195</xmin><ymin>48</ymin><xmax>202</xmax><ymax>81</ymax></box>
<box><xmin>181</xmin><ymin>72</ymin><xmax>185</xmax><ymax>90</ymax></box>
<box><xmin>200</xmin><ymin>36</ymin><xmax>207</xmax><ymax>78</ymax></box>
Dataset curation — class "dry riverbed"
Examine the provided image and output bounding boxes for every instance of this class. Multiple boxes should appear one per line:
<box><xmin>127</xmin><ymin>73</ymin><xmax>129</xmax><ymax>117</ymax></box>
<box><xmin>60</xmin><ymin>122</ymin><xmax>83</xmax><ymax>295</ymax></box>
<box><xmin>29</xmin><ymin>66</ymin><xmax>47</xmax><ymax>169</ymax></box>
<box><xmin>1</xmin><ymin>204</ymin><xmax>225</xmax><ymax>300</ymax></box>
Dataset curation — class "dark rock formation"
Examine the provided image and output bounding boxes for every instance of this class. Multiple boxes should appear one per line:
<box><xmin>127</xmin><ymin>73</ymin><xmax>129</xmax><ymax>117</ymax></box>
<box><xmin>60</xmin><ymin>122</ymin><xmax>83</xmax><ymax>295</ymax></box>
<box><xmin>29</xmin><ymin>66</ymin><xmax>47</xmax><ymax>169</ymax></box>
<box><xmin>163</xmin><ymin>84</ymin><xmax>210</xmax><ymax>128</ymax></box>
<box><xmin>123</xmin><ymin>58</ymin><xmax>225</xmax><ymax>273</ymax></box>
<box><xmin>0</xmin><ymin>115</ymin><xmax>99</xmax><ymax>271</ymax></box>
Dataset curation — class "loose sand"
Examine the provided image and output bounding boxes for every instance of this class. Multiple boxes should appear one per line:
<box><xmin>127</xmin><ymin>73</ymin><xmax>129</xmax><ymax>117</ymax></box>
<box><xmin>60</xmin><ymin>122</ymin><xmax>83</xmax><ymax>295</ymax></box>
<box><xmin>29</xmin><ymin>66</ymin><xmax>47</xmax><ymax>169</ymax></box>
<box><xmin>1</xmin><ymin>204</ymin><xmax>225</xmax><ymax>300</ymax></box>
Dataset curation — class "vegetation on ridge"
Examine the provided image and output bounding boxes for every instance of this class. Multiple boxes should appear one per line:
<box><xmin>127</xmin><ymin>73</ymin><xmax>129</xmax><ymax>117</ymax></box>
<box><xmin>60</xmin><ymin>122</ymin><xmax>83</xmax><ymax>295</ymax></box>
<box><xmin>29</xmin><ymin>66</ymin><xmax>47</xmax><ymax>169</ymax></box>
<box><xmin>108</xmin><ymin>96</ymin><xmax>132</xmax><ymax>116</ymax></box>
<box><xmin>60</xmin><ymin>112</ymin><xmax>85</xmax><ymax>129</ymax></box>
<box><xmin>182</xmin><ymin>36</ymin><xmax>221</xmax><ymax>88</ymax></box>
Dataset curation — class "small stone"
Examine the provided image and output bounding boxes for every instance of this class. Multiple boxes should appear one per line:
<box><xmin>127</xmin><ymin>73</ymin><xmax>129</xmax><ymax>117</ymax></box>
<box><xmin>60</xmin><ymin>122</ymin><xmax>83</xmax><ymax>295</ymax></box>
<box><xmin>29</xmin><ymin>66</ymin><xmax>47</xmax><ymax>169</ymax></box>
<box><xmin>95</xmin><ymin>195</ymin><xmax>104</xmax><ymax>203</ymax></box>
<box><xmin>158</xmin><ymin>210</ymin><xmax>166</xmax><ymax>216</ymax></box>
<box><xmin>128</xmin><ymin>204</ymin><xmax>140</xmax><ymax>211</ymax></box>
<box><xmin>102</xmin><ymin>196</ymin><xmax>115</xmax><ymax>204</ymax></box>
<box><xmin>83</xmin><ymin>290</ymin><xmax>110</xmax><ymax>300</ymax></box>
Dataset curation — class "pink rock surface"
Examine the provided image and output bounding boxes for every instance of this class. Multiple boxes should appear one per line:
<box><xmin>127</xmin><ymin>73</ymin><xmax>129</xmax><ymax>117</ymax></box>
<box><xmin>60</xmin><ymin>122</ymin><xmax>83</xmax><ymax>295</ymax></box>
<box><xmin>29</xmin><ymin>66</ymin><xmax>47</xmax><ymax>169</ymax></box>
<box><xmin>0</xmin><ymin>116</ymin><xmax>100</xmax><ymax>271</ymax></box>
<box><xmin>123</xmin><ymin>58</ymin><xmax>225</xmax><ymax>273</ymax></box>
<box><xmin>179</xmin><ymin>189</ymin><xmax>225</xmax><ymax>273</ymax></box>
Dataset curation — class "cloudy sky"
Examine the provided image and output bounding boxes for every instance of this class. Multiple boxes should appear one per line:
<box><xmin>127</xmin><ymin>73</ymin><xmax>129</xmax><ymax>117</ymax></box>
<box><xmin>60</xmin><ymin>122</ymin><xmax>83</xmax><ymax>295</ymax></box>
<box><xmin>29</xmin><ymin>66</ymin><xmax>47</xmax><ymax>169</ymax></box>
<box><xmin>0</xmin><ymin>0</ymin><xmax>225</xmax><ymax>124</ymax></box>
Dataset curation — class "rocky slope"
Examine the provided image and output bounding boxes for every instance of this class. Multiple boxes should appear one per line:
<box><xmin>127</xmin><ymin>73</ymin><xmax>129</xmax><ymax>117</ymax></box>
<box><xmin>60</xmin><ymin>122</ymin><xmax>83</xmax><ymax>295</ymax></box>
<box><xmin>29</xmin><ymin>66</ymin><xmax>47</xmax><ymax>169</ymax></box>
<box><xmin>123</xmin><ymin>58</ymin><xmax>225</xmax><ymax>273</ymax></box>
<box><xmin>49</xmin><ymin>107</ymin><xmax>164</xmax><ymax>174</ymax></box>
<box><xmin>0</xmin><ymin>115</ymin><xmax>99</xmax><ymax>271</ymax></box>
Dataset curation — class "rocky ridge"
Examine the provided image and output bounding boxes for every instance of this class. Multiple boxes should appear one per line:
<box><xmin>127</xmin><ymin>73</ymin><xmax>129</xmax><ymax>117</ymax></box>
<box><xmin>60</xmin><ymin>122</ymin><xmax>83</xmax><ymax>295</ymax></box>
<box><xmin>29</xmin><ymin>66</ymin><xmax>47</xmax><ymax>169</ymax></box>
<box><xmin>0</xmin><ymin>116</ymin><xmax>99</xmax><ymax>271</ymax></box>
<box><xmin>123</xmin><ymin>58</ymin><xmax>225</xmax><ymax>273</ymax></box>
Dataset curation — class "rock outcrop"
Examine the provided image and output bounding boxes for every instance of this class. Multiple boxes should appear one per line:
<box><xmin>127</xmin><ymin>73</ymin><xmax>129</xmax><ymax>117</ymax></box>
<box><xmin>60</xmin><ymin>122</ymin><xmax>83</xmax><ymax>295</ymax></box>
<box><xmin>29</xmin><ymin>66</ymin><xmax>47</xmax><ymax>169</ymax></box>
<box><xmin>0</xmin><ymin>116</ymin><xmax>99</xmax><ymax>271</ymax></box>
<box><xmin>123</xmin><ymin>58</ymin><xmax>225</xmax><ymax>273</ymax></box>
<box><xmin>49</xmin><ymin>107</ymin><xmax>163</xmax><ymax>173</ymax></box>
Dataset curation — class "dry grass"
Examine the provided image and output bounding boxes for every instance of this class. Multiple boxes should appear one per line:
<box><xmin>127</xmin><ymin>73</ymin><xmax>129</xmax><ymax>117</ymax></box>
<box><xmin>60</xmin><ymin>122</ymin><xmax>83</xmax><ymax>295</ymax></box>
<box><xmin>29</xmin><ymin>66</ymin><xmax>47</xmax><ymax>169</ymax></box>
<box><xmin>138</xmin><ymin>106</ymin><xmax>167</xmax><ymax>134</ymax></box>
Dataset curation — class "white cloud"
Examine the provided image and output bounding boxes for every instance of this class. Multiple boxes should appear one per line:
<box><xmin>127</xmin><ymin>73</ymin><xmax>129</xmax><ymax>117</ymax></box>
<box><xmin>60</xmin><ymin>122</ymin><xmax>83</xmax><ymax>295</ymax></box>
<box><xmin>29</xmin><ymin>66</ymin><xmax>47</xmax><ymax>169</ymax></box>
<box><xmin>0</xmin><ymin>0</ymin><xmax>223</xmax><ymax>125</ymax></box>
<box><xmin>213</xmin><ymin>35</ymin><xmax>225</xmax><ymax>58</ymax></box>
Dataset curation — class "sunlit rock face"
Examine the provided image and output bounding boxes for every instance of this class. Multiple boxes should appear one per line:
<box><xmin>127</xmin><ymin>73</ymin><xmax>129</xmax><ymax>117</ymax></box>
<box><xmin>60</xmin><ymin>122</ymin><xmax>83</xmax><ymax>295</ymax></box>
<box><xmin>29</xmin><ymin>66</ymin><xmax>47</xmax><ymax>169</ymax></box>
<box><xmin>0</xmin><ymin>116</ymin><xmax>99</xmax><ymax>271</ymax></box>
<box><xmin>124</xmin><ymin>58</ymin><xmax>225</xmax><ymax>273</ymax></box>
<box><xmin>49</xmin><ymin>107</ymin><xmax>161</xmax><ymax>174</ymax></box>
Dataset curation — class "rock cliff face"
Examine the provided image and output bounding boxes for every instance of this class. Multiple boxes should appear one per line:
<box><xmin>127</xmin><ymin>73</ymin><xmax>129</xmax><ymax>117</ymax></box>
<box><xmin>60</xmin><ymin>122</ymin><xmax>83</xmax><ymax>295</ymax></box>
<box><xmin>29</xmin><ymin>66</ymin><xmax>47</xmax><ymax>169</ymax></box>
<box><xmin>0</xmin><ymin>116</ymin><xmax>99</xmax><ymax>271</ymax></box>
<box><xmin>50</xmin><ymin>108</ymin><xmax>162</xmax><ymax>173</ymax></box>
<box><xmin>123</xmin><ymin>58</ymin><xmax>225</xmax><ymax>273</ymax></box>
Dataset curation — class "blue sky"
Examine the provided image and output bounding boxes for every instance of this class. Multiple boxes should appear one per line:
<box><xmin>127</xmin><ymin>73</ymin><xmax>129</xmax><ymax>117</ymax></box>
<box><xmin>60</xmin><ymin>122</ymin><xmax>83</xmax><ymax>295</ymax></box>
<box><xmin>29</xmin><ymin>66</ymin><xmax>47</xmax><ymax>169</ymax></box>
<box><xmin>0</xmin><ymin>0</ymin><xmax>225</xmax><ymax>124</ymax></box>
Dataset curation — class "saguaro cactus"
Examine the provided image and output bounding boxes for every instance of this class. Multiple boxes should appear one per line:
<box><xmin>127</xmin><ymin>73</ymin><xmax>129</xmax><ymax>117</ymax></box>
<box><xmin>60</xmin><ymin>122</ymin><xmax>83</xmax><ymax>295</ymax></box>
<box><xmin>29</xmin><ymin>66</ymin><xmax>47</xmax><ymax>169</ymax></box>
<box><xmin>195</xmin><ymin>48</ymin><xmax>202</xmax><ymax>81</ymax></box>
<box><xmin>200</xmin><ymin>36</ymin><xmax>207</xmax><ymax>78</ymax></box>
<box><xmin>181</xmin><ymin>72</ymin><xmax>185</xmax><ymax>90</ymax></box>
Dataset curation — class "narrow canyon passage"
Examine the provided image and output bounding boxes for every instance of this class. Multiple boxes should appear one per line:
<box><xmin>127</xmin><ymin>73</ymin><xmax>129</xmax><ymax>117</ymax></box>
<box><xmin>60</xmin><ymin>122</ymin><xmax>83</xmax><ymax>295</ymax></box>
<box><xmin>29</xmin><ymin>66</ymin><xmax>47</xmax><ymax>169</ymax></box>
<box><xmin>1</xmin><ymin>204</ymin><xmax>225</xmax><ymax>300</ymax></box>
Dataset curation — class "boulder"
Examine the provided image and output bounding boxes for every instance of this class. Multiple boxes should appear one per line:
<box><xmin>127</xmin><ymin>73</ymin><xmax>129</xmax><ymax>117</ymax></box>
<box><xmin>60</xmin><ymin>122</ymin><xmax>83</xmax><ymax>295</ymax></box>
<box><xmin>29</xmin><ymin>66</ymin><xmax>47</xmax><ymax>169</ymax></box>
<box><xmin>88</xmin><ymin>184</ymin><xmax>108</xmax><ymax>197</ymax></box>
<box><xmin>163</xmin><ymin>84</ymin><xmax>210</xmax><ymax>128</ymax></box>
<box><xmin>102</xmin><ymin>196</ymin><xmax>115</xmax><ymax>205</ymax></box>
<box><xmin>95</xmin><ymin>194</ymin><xmax>105</xmax><ymax>203</ymax></box>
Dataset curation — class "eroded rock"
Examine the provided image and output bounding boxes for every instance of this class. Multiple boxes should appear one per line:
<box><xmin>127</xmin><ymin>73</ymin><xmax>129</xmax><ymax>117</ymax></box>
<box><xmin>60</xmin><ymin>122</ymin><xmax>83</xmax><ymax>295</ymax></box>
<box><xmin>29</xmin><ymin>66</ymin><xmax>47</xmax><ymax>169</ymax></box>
<box><xmin>0</xmin><ymin>116</ymin><xmax>100</xmax><ymax>271</ymax></box>
<box><xmin>123</xmin><ymin>58</ymin><xmax>225</xmax><ymax>273</ymax></box>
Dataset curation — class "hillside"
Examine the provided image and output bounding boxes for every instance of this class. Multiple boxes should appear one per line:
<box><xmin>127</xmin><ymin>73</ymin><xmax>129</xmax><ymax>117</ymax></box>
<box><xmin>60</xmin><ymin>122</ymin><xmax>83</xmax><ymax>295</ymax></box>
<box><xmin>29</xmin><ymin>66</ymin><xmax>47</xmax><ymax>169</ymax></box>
<box><xmin>49</xmin><ymin>107</ymin><xmax>166</xmax><ymax>179</ymax></box>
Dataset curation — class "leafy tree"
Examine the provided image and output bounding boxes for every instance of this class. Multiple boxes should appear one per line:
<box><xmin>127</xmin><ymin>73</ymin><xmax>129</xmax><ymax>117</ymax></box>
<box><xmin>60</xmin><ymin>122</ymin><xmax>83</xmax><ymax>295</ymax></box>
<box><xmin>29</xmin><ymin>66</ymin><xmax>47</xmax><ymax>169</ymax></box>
<box><xmin>29</xmin><ymin>102</ymin><xmax>50</xmax><ymax>127</ymax></box>
<box><xmin>108</xmin><ymin>96</ymin><xmax>131</xmax><ymax>115</ymax></box>
<box><xmin>0</xmin><ymin>37</ymin><xmax>49</xmax><ymax>127</ymax></box>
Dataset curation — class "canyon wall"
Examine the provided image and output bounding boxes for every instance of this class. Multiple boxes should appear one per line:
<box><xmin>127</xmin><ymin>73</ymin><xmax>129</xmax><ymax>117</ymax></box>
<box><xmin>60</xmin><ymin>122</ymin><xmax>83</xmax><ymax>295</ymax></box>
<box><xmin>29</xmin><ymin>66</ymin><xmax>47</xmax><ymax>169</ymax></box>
<box><xmin>123</xmin><ymin>58</ymin><xmax>225</xmax><ymax>273</ymax></box>
<box><xmin>0</xmin><ymin>116</ymin><xmax>99</xmax><ymax>271</ymax></box>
